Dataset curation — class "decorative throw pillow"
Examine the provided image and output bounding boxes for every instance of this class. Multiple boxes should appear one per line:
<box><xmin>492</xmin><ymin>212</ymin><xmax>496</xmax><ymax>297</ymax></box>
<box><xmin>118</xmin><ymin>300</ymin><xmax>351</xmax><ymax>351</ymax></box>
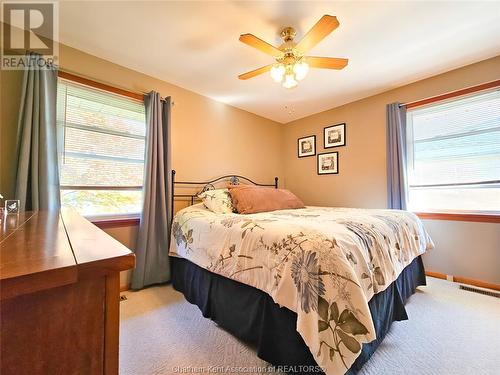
<box><xmin>228</xmin><ymin>185</ymin><xmax>305</xmax><ymax>214</ymax></box>
<box><xmin>198</xmin><ymin>188</ymin><xmax>234</xmax><ymax>214</ymax></box>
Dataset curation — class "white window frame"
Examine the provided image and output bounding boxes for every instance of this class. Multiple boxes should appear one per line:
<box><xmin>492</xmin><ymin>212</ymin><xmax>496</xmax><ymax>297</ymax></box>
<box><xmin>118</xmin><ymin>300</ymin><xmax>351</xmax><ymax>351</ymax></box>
<box><xmin>57</xmin><ymin>75</ymin><xmax>146</xmax><ymax>222</ymax></box>
<box><xmin>404</xmin><ymin>84</ymin><xmax>500</xmax><ymax>222</ymax></box>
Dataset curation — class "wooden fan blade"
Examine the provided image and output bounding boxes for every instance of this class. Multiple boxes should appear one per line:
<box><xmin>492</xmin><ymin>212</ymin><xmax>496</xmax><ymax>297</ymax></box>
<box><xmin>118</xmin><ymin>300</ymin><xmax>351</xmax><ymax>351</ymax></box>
<box><xmin>239</xmin><ymin>34</ymin><xmax>283</xmax><ymax>58</ymax></box>
<box><xmin>307</xmin><ymin>57</ymin><xmax>348</xmax><ymax>70</ymax></box>
<box><xmin>295</xmin><ymin>15</ymin><xmax>339</xmax><ymax>54</ymax></box>
<box><xmin>238</xmin><ymin>64</ymin><xmax>273</xmax><ymax>80</ymax></box>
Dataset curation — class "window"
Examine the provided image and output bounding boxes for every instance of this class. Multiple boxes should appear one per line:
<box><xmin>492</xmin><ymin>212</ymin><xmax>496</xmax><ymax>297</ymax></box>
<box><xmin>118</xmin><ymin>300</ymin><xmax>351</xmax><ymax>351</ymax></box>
<box><xmin>406</xmin><ymin>89</ymin><xmax>500</xmax><ymax>214</ymax></box>
<box><xmin>57</xmin><ymin>79</ymin><xmax>146</xmax><ymax>218</ymax></box>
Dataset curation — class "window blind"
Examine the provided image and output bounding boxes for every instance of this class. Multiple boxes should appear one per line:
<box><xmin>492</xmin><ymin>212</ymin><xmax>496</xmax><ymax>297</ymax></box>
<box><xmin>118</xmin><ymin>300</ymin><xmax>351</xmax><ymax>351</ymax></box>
<box><xmin>57</xmin><ymin>79</ymin><xmax>146</xmax><ymax>217</ymax></box>
<box><xmin>406</xmin><ymin>89</ymin><xmax>500</xmax><ymax>213</ymax></box>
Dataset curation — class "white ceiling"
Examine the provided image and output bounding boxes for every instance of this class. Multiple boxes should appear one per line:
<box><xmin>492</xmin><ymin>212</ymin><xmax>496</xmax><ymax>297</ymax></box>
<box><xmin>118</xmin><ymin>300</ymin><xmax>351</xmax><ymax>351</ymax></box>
<box><xmin>58</xmin><ymin>1</ymin><xmax>500</xmax><ymax>123</ymax></box>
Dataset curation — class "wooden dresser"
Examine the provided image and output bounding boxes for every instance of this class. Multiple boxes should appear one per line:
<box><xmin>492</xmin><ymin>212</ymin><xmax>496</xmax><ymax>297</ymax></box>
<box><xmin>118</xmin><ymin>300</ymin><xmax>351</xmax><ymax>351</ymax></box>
<box><xmin>0</xmin><ymin>209</ymin><xmax>135</xmax><ymax>375</ymax></box>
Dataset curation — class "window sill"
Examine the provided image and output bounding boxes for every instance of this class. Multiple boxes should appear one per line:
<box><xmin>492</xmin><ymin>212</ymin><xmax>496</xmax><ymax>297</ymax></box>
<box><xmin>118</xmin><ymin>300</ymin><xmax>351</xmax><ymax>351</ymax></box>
<box><xmin>415</xmin><ymin>212</ymin><xmax>500</xmax><ymax>223</ymax></box>
<box><xmin>89</xmin><ymin>215</ymin><xmax>140</xmax><ymax>229</ymax></box>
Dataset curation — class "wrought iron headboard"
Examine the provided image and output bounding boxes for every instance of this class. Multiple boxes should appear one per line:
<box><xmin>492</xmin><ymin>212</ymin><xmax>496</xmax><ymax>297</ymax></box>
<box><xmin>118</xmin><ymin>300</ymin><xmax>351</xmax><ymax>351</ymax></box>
<box><xmin>171</xmin><ymin>170</ymin><xmax>278</xmax><ymax>219</ymax></box>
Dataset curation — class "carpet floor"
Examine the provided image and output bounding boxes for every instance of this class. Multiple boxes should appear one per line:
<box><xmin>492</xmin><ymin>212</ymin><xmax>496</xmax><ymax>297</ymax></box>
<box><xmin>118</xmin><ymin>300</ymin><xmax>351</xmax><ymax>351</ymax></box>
<box><xmin>120</xmin><ymin>277</ymin><xmax>500</xmax><ymax>375</ymax></box>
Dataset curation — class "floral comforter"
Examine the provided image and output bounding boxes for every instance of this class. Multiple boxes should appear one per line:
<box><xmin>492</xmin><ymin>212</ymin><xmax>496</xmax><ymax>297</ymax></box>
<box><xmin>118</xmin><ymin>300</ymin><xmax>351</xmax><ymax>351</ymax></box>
<box><xmin>169</xmin><ymin>204</ymin><xmax>434</xmax><ymax>375</ymax></box>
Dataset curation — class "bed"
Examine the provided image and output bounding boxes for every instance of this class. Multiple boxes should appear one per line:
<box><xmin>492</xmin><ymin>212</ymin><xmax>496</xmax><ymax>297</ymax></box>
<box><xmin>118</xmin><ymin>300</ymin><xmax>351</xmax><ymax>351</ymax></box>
<box><xmin>168</xmin><ymin>172</ymin><xmax>434</xmax><ymax>375</ymax></box>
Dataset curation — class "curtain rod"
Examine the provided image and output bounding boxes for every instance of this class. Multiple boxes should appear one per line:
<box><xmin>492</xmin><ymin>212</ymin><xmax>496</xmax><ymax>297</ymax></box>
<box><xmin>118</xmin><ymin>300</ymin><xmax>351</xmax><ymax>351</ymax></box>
<box><xmin>399</xmin><ymin>79</ymin><xmax>500</xmax><ymax>109</ymax></box>
<box><xmin>58</xmin><ymin>69</ymin><xmax>173</xmax><ymax>105</ymax></box>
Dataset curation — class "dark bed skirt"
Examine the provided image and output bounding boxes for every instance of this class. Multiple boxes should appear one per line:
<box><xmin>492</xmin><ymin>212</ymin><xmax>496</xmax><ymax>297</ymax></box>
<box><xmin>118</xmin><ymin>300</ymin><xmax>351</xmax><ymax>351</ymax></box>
<box><xmin>171</xmin><ymin>256</ymin><xmax>426</xmax><ymax>374</ymax></box>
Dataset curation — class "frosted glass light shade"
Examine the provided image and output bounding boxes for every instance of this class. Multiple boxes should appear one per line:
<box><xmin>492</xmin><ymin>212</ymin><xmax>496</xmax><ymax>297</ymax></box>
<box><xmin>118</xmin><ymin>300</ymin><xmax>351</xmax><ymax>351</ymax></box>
<box><xmin>282</xmin><ymin>74</ymin><xmax>298</xmax><ymax>89</ymax></box>
<box><xmin>293</xmin><ymin>61</ymin><xmax>309</xmax><ymax>81</ymax></box>
<box><xmin>270</xmin><ymin>64</ymin><xmax>285</xmax><ymax>82</ymax></box>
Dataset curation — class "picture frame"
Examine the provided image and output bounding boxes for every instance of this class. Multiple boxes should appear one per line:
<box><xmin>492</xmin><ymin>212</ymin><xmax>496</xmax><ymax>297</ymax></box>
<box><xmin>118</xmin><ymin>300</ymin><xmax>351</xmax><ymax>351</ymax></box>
<box><xmin>4</xmin><ymin>199</ymin><xmax>20</xmax><ymax>214</ymax></box>
<box><xmin>317</xmin><ymin>152</ymin><xmax>339</xmax><ymax>175</ymax></box>
<box><xmin>297</xmin><ymin>135</ymin><xmax>316</xmax><ymax>158</ymax></box>
<box><xmin>324</xmin><ymin>123</ymin><xmax>346</xmax><ymax>148</ymax></box>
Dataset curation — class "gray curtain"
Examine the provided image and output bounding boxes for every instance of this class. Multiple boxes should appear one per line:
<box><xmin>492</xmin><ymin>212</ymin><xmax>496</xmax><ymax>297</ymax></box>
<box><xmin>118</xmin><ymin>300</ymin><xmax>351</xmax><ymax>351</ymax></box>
<box><xmin>386</xmin><ymin>103</ymin><xmax>408</xmax><ymax>210</ymax></box>
<box><xmin>131</xmin><ymin>92</ymin><xmax>172</xmax><ymax>289</ymax></box>
<box><xmin>15</xmin><ymin>53</ymin><xmax>60</xmax><ymax>211</ymax></box>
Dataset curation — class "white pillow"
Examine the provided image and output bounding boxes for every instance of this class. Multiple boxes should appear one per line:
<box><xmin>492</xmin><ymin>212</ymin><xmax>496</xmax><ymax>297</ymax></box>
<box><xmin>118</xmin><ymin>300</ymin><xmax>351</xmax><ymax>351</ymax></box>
<box><xmin>198</xmin><ymin>188</ymin><xmax>234</xmax><ymax>214</ymax></box>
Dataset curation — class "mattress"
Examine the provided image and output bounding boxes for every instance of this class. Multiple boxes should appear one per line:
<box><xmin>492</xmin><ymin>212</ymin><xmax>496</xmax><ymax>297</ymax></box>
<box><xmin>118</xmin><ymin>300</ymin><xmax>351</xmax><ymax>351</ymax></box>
<box><xmin>169</xmin><ymin>204</ymin><xmax>434</xmax><ymax>375</ymax></box>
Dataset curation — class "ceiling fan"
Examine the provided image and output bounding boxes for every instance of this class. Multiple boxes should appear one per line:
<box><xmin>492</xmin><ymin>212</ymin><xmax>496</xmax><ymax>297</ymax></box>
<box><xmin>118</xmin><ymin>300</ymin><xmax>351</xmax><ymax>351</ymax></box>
<box><xmin>238</xmin><ymin>15</ymin><xmax>348</xmax><ymax>89</ymax></box>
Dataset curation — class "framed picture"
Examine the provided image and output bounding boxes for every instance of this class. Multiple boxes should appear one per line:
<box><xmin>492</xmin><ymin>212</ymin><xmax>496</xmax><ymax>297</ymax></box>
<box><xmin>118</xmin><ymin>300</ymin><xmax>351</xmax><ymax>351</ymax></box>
<box><xmin>5</xmin><ymin>199</ymin><xmax>20</xmax><ymax>214</ymax></box>
<box><xmin>317</xmin><ymin>152</ymin><xmax>339</xmax><ymax>175</ymax></box>
<box><xmin>297</xmin><ymin>135</ymin><xmax>316</xmax><ymax>158</ymax></box>
<box><xmin>324</xmin><ymin>123</ymin><xmax>346</xmax><ymax>148</ymax></box>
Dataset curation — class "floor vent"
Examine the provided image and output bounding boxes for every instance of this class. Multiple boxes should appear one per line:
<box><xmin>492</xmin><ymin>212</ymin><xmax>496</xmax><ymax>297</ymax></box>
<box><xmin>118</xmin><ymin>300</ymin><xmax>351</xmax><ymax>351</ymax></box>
<box><xmin>459</xmin><ymin>285</ymin><xmax>499</xmax><ymax>298</ymax></box>
<box><xmin>120</xmin><ymin>295</ymin><xmax>128</xmax><ymax>301</ymax></box>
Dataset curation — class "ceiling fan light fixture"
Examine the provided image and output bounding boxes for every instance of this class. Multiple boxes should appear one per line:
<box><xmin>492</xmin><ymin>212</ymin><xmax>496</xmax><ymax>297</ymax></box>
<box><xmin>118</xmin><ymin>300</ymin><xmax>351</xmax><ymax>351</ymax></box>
<box><xmin>239</xmin><ymin>15</ymin><xmax>348</xmax><ymax>88</ymax></box>
<box><xmin>270</xmin><ymin>64</ymin><xmax>285</xmax><ymax>82</ymax></box>
<box><xmin>282</xmin><ymin>73</ymin><xmax>298</xmax><ymax>89</ymax></box>
<box><xmin>293</xmin><ymin>60</ymin><xmax>309</xmax><ymax>81</ymax></box>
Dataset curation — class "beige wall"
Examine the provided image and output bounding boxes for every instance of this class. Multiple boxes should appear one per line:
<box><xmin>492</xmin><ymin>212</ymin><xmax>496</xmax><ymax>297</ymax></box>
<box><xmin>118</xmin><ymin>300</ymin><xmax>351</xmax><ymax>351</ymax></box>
<box><xmin>0</xmin><ymin>43</ymin><xmax>283</xmax><ymax>288</ymax></box>
<box><xmin>58</xmin><ymin>45</ymin><xmax>284</xmax><ymax>186</ymax></box>
<box><xmin>2</xmin><ymin>43</ymin><xmax>498</xmax><ymax>286</ymax></box>
<box><xmin>282</xmin><ymin>56</ymin><xmax>500</xmax><ymax>284</ymax></box>
<box><xmin>1</xmin><ymin>44</ymin><xmax>284</xmax><ymax>198</ymax></box>
<box><xmin>0</xmin><ymin>68</ymin><xmax>24</xmax><ymax>199</ymax></box>
<box><xmin>99</xmin><ymin>225</ymin><xmax>139</xmax><ymax>288</ymax></box>
<box><xmin>420</xmin><ymin>220</ymin><xmax>499</xmax><ymax>284</ymax></box>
